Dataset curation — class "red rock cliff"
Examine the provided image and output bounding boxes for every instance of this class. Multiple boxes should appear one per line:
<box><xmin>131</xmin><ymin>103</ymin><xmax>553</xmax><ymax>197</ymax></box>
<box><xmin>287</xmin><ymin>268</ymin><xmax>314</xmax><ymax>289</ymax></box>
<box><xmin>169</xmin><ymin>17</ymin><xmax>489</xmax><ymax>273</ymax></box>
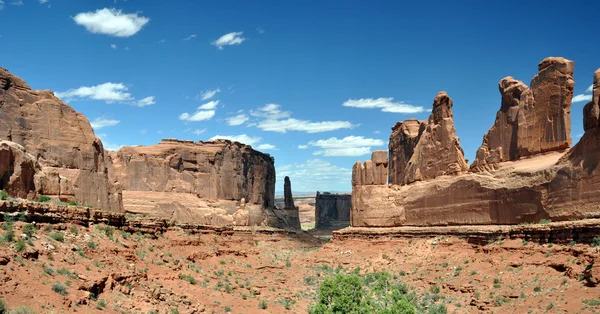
<box><xmin>0</xmin><ymin>67</ymin><xmax>122</xmax><ymax>211</ymax></box>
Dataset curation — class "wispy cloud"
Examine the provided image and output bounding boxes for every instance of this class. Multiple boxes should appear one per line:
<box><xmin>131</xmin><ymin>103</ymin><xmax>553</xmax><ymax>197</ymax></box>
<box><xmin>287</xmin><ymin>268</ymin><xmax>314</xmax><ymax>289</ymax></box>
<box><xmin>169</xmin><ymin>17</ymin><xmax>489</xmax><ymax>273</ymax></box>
<box><xmin>9</xmin><ymin>0</ymin><xmax>23</xmax><ymax>6</ymax></box>
<box><xmin>0</xmin><ymin>1</ymin><xmax>5</xmax><ymax>10</ymax></box>
<box><xmin>183</xmin><ymin>34</ymin><xmax>197</xmax><ymax>41</ymax></box>
<box><xmin>573</xmin><ymin>94</ymin><xmax>593</xmax><ymax>103</ymax></box>
<box><xmin>249</xmin><ymin>104</ymin><xmax>355</xmax><ymax>133</ymax></box>
<box><xmin>39</xmin><ymin>0</ymin><xmax>49</xmax><ymax>3</ymax></box>
<box><xmin>226</xmin><ymin>113</ymin><xmax>249</xmax><ymax>126</ymax></box>
<box><xmin>256</xmin><ymin>143</ymin><xmax>277</xmax><ymax>150</ymax></box>
<box><xmin>73</xmin><ymin>8</ymin><xmax>149</xmax><ymax>37</ymax></box>
<box><xmin>277</xmin><ymin>159</ymin><xmax>352</xmax><ymax>192</ymax></box>
<box><xmin>208</xmin><ymin>134</ymin><xmax>260</xmax><ymax>146</ymax></box>
<box><xmin>179</xmin><ymin>100</ymin><xmax>219</xmax><ymax>122</ymax></box>
<box><xmin>212</xmin><ymin>31</ymin><xmax>245</xmax><ymax>49</ymax></box>
<box><xmin>256</xmin><ymin>27</ymin><xmax>265</xmax><ymax>34</ymax></box>
<box><xmin>55</xmin><ymin>82</ymin><xmax>154</xmax><ymax>107</ymax></box>
<box><xmin>587</xmin><ymin>85</ymin><xmax>594</xmax><ymax>93</ymax></box>
<box><xmin>298</xmin><ymin>145</ymin><xmax>308</xmax><ymax>149</ymax></box>
<box><xmin>140</xmin><ymin>129</ymin><xmax>147</xmax><ymax>134</ymax></box>
<box><xmin>90</xmin><ymin>117</ymin><xmax>120</xmax><ymax>130</ymax></box>
<box><xmin>200</xmin><ymin>88</ymin><xmax>220</xmax><ymax>100</ymax></box>
<box><xmin>305</xmin><ymin>136</ymin><xmax>385</xmax><ymax>157</ymax></box>
<box><xmin>343</xmin><ymin>98</ymin><xmax>425</xmax><ymax>114</ymax></box>
<box><xmin>110</xmin><ymin>44</ymin><xmax>117</xmax><ymax>49</ymax></box>
<box><xmin>191</xmin><ymin>128</ymin><xmax>206</xmax><ymax>135</ymax></box>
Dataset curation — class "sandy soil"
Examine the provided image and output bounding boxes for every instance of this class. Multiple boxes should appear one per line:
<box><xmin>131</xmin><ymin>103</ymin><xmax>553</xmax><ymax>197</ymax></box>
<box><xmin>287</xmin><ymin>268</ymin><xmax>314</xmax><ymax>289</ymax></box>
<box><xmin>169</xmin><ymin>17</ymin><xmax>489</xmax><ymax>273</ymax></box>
<box><xmin>1</xmin><ymin>221</ymin><xmax>599</xmax><ymax>313</ymax></box>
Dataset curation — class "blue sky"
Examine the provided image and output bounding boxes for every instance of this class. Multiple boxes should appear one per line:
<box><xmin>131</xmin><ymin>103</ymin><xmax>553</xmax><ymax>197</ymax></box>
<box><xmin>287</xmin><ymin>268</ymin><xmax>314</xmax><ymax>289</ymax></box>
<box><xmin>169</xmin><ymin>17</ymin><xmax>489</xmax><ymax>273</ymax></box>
<box><xmin>1</xmin><ymin>0</ymin><xmax>598</xmax><ymax>193</ymax></box>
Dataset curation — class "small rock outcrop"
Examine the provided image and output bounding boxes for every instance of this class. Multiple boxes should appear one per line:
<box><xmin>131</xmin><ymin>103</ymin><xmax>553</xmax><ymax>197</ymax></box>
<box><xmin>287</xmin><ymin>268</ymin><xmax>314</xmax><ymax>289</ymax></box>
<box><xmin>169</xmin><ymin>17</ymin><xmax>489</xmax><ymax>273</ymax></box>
<box><xmin>315</xmin><ymin>192</ymin><xmax>351</xmax><ymax>229</ymax></box>
<box><xmin>472</xmin><ymin>57</ymin><xmax>574</xmax><ymax>171</ymax></box>
<box><xmin>352</xmin><ymin>150</ymin><xmax>389</xmax><ymax>186</ymax></box>
<box><xmin>283</xmin><ymin>176</ymin><xmax>295</xmax><ymax>209</ymax></box>
<box><xmin>402</xmin><ymin>92</ymin><xmax>469</xmax><ymax>184</ymax></box>
<box><xmin>0</xmin><ymin>67</ymin><xmax>122</xmax><ymax>210</ymax></box>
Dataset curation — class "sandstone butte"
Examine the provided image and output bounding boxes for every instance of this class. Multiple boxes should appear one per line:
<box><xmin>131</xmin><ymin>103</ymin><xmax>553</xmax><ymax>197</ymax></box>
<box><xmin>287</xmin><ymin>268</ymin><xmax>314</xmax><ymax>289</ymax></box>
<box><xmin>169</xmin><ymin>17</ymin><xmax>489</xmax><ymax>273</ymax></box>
<box><xmin>0</xmin><ymin>67</ymin><xmax>299</xmax><ymax>229</ymax></box>
<box><xmin>353</xmin><ymin>57</ymin><xmax>600</xmax><ymax>227</ymax></box>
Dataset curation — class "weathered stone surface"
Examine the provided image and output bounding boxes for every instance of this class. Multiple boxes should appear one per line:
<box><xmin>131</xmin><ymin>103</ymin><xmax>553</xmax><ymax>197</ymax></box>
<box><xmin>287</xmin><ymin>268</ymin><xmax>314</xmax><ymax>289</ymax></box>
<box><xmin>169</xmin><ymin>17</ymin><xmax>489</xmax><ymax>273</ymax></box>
<box><xmin>371</xmin><ymin>150</ymin><xmax>388</xmax><ymax>185</ymax></box>
<box><xmin>402</xmin><ymin>92</ymin><xmax>469</xmax><ymax>184</ymax></box>
<box><xmin>0</xmin><ymin>141</ymin><xmax>40</xmax><ymax>198</ymax></box>
<box><xmin>108</xmin><ymin>139</ymin><xmax>298</xmax><ymax>228</ymax></box>
<box><xmin>388</xmin><ymin>119</ymin><xmax>424</xmax><ymax>185</ymax></box>
<box><xmin>351</xmin><ymin>161</ymin><xmax>365</xmax><ymax>186</ymax></box>
<box><xmin>283</xmin><ymin>176</ymin><xmax>295</xmax><ymax>209</ymax></box>
<box><xmin>0</xmin><ymin>67</ymin><xmax>122</xmax><ymax>210</ymax></box>
<box><xmin>472</xmin><ymin>57</ymin><xmax>574</xmax><ymax>172</ymax></box>
<box><xmin>583</xmin><ymin>69</ymin><xmax>600</xmax><ymax>131</ymax></box>
<box><xmin>351</xmin><ymin>65</ymin><xmax>600</xmax><ymax>227</ymax></box>
<box><xmin>315</xmin><ymin>192</ymin><xmax>350</xmax><ymax>229</ymax></box>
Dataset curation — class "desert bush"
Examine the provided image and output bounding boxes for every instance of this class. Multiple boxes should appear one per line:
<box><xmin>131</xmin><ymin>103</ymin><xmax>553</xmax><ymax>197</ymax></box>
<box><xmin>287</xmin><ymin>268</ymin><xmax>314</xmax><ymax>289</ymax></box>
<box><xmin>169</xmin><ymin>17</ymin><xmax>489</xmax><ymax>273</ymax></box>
<box><xmin>258</xmin><ymin>300</ymin><xmax>268</xmax><ymax>310</ymax></box>
<box><xmin>178</xmin><ymin>273</ymin><xmax>196</xmax><ymax>285</ymax></box>
<box><xmin>15</xmin><ymin>238</ymin><xmax>26</xmax><ymax>252</ymax></box>
<box><xmin>52</xmin><ymin>282</ymin><xmax>67</xmax><ymax>295</ymax></box>
<box><xmin>49</xmin><ymin>232</ymin><xmax>64</xmax><ymax>242</ymax></box>
<box><xmin>0</xmin><ymin>298</ymin><xmax>6</xmax><ymax>313</ymax></box>
<box><xmin>36</xmin><ymin>195</ymin><xmax>51</xmax><ymax>203</ymax></box>
<box><xmin>68</xmin><ymin>199</ymin><xmax>78</xmax><ymax>206</ymax></box>
<box><xmin>0</xmin><ymin>190</ymin><xmax>9</xmax><ymax>201</ymax></box>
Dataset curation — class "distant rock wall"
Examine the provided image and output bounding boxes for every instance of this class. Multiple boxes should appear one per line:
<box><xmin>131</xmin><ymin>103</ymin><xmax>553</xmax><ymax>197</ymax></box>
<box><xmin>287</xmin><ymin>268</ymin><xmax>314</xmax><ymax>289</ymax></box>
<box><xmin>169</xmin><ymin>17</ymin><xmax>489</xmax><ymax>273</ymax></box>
<box><xmin>315</xmin><ymin>192</ymin><xmax>351</xmax><ymax>229</ymax></box>
<box><xmin>0</xmin><ymin>67</ymin><xmax>122</xmax><ymax>211</ymax></box>
<box><xmin>352</xmin><ymin>58</ymin><xmax>600</xmax><ymax>227</ymax></box>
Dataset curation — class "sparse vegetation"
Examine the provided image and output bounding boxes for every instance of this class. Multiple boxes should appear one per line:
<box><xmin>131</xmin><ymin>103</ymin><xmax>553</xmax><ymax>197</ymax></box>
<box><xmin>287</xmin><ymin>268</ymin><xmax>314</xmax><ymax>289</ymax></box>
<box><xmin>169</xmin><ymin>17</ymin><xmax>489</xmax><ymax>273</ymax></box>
<box><xmin>49</xmin><ymin>232</ymin><xmax>64</xmax><ymax>242</ymax></box>
<box><xmin>258</xmin><ymin>300</ymin><xmax>268</xmax><ymax>310</ymax></box>
<box><xmin>179</xmin><ymin>273</ymin><xmax>197</xmax><ymax>285</ymax></box>
<box><xmin>36</xmin><ymin>195</ymin><xmax>51</xmax><ymax>203</ymax></box>
<box><xmin>0</xmin><ymin>190</ymin><xmax>9</xmax><ymax>201</ymax></box>
<box><xmin>51</xmin><ymin>282</ymin><xmax>67</xmax><ymax>295</ymax></box>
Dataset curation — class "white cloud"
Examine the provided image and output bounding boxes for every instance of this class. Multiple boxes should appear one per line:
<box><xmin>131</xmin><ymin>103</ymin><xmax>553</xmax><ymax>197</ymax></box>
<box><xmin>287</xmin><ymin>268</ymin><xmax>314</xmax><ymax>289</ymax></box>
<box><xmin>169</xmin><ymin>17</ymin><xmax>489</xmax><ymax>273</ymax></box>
<box><xmin>103</xmin><ymin>142</ymin><xmax>124</xmax><ymax>151</ymax></box>
<box><xmin>9</xmin><ymin>0</ymin><xmax>23</xmax><ymax>5</ymax></box>
<box><xmin>306</xmin><ymin>136</ymin><xmax>385</xmax><ymax>156</ymax></box>
<box><xmin>0</xmin><ymin>1</ymin><xmax>5</xmax><ymax>10</ymax></box>
<box><xmin>373</xmin><ymin>130</ymin><xmax>381</xmax><ymax>134</ymax></box>
<box><xmin>110</xmin><ymin>44</ymin><xmax>117</xmax><ymax>49</ymax></box>
<box><xmin>90</xmin><ymin>117</ymin><xmax>120</xmax><ymax>130</ymax></box>
<box><xmin>298</xmin><ymin>145</ymin><xmax>308</xmax><ymax>149</ymax></box>
<box><xmin>158</xmin><ymin>39</ymin><xmax>166</xmax><ymax>44</ymax></box>
<box><xmin>212</xmin><ymin>31</ymin><xmax>245</xmax><ymax>49</ymax></box>
<box><xmin>209</xmin><ymin>134</ymin><xmax>260</xmax><ymax>146</ymax></box>
<box><xmin>179</xmin><ymin>101</ymin><xmax>218</xmax><ymax>122</ymax></box>
<box><xmin>39</xmin><ymin>0</ymin><xmax>48</xmax><ymax>3</ymax></box>
<box><xmin>250</xmin><ymin>104</ymin><xmax>355</xmax><ymax>133</ymax></box>
<box><xmin>277</xmin><ymin>159</ymin><xmax>352</xmax><ymax>192</ymax></box>
<box><xmin>73</xmin><ymin>8</ymin><xmax>149</xmax><ymax>37</ymax></box>
<box><xmin>192</xmin><ymin>128</ymin><xmax>206</xmax><ymax>135</ymax></box>
<box><xmin>134</xmin><ymin>96</ymin><xmax>155</xmax><ymax>107</ymax></box>
<box><xmin>587</xmin><ymin>85</ymin><xmax>594</xmax><ymax>93</ymax></box>
<box><xmin>572</xmin><ymin>94</ymin><xmax>593</xmax><ymax>103</ymax></box>
<box><xmin>226</xmin><ymin>114</ymin><xmax>249</xmax><ymax>126</ymax></box>
<box><xmin>55</xmin><ymin>82</ymin><xmax>154</xmax><ymax>107</ymax></box>
<box><xmin>256</xmin><ymin>27</ymin><xmax>265</xmax><ymax>34</ymax></box>
<box><xmin>343</xmin><ymin>97</ymin><xmax>425</xmax><ymax>114</ymax></box>
<box><xmin>140</xmin><ymin>129</ymin><xmax>147</xmax><ymax>134</ymax></box>
<box><xmin>183</xmin><ymin>34</ymin><xmax>197</xmax><ymax>41</ymax></box>
<box><xmin>256</xmin><ymin>144</ymin><xmax>277</xmax><ymax>150</ymax></box>
<box><xmin>200</xmin><ymin>88</ymin><xmax>220</xmax><ymax>100</ymax></box>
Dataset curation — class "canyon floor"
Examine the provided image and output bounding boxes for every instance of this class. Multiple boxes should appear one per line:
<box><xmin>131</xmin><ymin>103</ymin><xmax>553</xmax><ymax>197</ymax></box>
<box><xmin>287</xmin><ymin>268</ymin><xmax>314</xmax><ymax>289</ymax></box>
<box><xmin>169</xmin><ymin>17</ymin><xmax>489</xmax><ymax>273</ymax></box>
<box><xmin>1</xmin><ymin>218</ymin><xmax>600</xmax><ymax>314</ymax></box>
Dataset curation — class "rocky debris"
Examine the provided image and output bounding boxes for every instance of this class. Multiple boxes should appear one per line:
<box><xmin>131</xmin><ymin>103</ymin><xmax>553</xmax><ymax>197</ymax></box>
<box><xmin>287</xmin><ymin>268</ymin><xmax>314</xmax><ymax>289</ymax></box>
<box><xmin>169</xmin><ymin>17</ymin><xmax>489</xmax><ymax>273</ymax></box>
<box><xmin>283</xmin><ymin>176</ymin><xmax>295</xmax><ymax>209</ymax></box>
<box><xmin>472</xmin><ymin>57</ymin><xmax>574</xmax><ymax>171</ymax></box>
<box><xmin>402</xmin><ymin>92</ymin><xmax>469</xmax><ymax>184</ymax></box>
<box><xmin>315</xmin><ymin>192</ymin><xmax>351</xmax><ymax>229</ymax></box>
<box><xmin>0</xmin><ymin>67</ymin><xmax>122</xmax><ymax>211</ymax></box>
<box><xmin>0</xmin><ymin>141</ymin><xmax>40</xmax><ymax>199</ymax></box>
<box><xmin>388</xmin><ymin>119</ymin><xmax>424</xmax><ymax>185</ymax></box>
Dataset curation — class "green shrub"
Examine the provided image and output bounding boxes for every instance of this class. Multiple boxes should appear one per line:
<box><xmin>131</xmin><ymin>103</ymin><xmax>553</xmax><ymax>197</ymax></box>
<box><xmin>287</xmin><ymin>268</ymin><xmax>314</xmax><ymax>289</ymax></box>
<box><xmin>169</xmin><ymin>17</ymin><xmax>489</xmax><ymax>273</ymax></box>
<box><xmin>591</xmin><ymin>237</ymin><xmax>600</xmax><ymax>247</ymax></box>
<box><xmin>37</xmin><ymin>195</ymin><xmax>51</xmax><ymax>203</ymax></box>
<box><xmin>22</xmin><ymin>224</ymin><xmax>36</xmax><ymax>238</ymax></box>
<box><xmin>96</xmin><ymin>299</ymin><xmax>106</xmax><ymax>310</ymax></box>
<box><xmin>0</xmin><ymin>190</ymin><xmax>9</xmax><ymax>200</ymax></box>
<box><xmin>68</xmin><ymin>200</ymin><xmax>78</xmax><ymax>206</ymax></box>
<box><xmin>6</xmin><ymin>306</ymin><xmax>37</xmax><ymax>314</ymax></box>
<box><xmin>430</xmin><ymin>285</ymin><xmax>440</xmax><ymax>294</ymax></box>
<box><xmin>49</xmin><ymin>232</ymin><xmax>64</xmax><ymax>242</ymax></box>
<box><xmin>533</xmin><ymin>286</ymin><xmax>541</xmax><ymax>292</ymax></box>
<box><xmin>258</xmin><ymin>300</ymin><xmax>268</xmax><ymax>310</ymax></box>
<box><xmin>52</xmin><ymin>282</ymin><xmax>67</xmax><ymax>295</ymax></box>
<box><xmin>15</xmin><ymin>238</ymin><xmax>26</xmax><ymax>252</ymax></box>
<box><xmin>178</xmin><ymin>273</ymin><xmax>196</xmax><ymax>285</ymax></box>
<box><xmin>538</xmin><ymin>219</ymin><xmax>552</xmax><ymax>224</ymax></box>
<box><xmin>0</xmin><ymin>298</ymin><xmax>6</xmax><ymax>314</ymax></box>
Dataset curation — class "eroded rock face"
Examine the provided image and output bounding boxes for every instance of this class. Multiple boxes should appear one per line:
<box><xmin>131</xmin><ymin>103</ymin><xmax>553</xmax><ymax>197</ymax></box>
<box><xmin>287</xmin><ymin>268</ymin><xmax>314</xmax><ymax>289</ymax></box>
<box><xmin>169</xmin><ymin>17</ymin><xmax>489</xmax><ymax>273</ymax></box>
<box><xmin>0</xmin><ymin>67</ymin><xmax>122</xmax><ymax>210</ymax></box>
<box><xmin>315</xmin><ymin>192</ymin><xmax>350</xmax><ymax>229</ymax></box>
<box><xmin>283</xmin><ymin>176</ymin><xmax>295</xmax><ymax>209</ymax></box>
<box><xmin>472</xmin><ymin>57</ymin><xmax>574</xmax><ymax>171</ymax></box>
<box><xmin>108</xmin><ymin>139</ymin><xmax>298</xmax><ymax>228</ymax></box>
<box><xmin>0</xmin><ymin>141</ymin><xmax>40</xmax><ymax>198</ymax></box>
<box><xmin>402</xmin><ymin>92</ymin><xmax>469</xmax><ymax>184</ymax></box>
<box><xmin>351</xmin><ymin>64</ymin><xmax>600</xmax><ymax>227</ymax></box>
<box><xmin>388</xmin><ymin>119</ymin><xmax>424</xmax><ymax>185</ymax></box>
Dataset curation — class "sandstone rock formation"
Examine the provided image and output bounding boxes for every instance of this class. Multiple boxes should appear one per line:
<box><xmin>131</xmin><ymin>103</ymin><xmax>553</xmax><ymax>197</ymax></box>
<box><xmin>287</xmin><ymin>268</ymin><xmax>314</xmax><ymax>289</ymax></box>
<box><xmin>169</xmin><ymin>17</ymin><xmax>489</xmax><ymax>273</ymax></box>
<box><xmin>402</xmin><ymin>92</ymin><xmax>469</xmax><ymax>184</ymax></box>
<box><xmin>388</xmin><ymin>119</ymin><xmax>424</xmax><ymax>185</ymax></box>
<box><xmin>283</xmin><ymin>176</ymin><xmax>295</xmax><ymax>209</ymax></box>
<box><xmin>0</xmin><ymin>141</ymin><xmax>40</xmax><ymax>199</ymax></box>
<box><xmin>108</xmin><ymin>139</ymin><xmax>299</xmax><ymax>228</ymax></box>
<box><xmin>352</xmin><ymin>150</ymin><xmax>388</xmax><ymax>187</ymax></box>
<box><xmin>0</xmin><ymin>67</ymin><xmax>122</xmax><ymax>210</ymax></box>
<box><xmin>352</xmin><ymin>60</ymin><xmax>600</xmax><ymax>227</ymax></box>
<box><xmin>315</xmin><ymin>192</ymin><xmax>350</xmax><ymax>229</ymax></box>
<box><xmin>472</xmin><ymin>57</ymin><xmax>574</xmax><ymax>171</ymax></box>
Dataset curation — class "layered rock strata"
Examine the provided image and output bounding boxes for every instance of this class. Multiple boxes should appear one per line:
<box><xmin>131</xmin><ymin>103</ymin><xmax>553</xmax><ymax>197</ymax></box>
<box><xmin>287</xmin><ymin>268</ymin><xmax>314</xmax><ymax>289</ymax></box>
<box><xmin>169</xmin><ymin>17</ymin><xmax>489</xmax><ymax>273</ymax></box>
<box><xmin>315</xmin><ymin>192</ymin><xmax>351</xmax><ymax>229</ymax></box>
<box><xmin>0</xmin><ymin>67</ymin><xmax>122</xmax><ymax>211</ymax></box>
